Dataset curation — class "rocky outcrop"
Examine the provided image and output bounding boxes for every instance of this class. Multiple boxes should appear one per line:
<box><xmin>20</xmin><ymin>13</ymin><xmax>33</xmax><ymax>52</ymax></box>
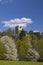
<box><xmin>1</xmin><ymin>35</ymin><xmax>18</xmax><ymax>60</ymax></box>
<box><xmin>0</xmin><ymin>35</ymin><xmax>40</xmax><ymax>61</ymax></box>
<box><xmin>26</xmin><ymin>41</ymin><xmax>40</xmax><ymax>61</ymax></box>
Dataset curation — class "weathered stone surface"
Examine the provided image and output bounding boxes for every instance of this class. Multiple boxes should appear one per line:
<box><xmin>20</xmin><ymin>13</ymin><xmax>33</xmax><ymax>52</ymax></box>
<box><xmin>1</xmin><ymin>35</ymin><xmax>18</xmax><ymax>60</ymax></box>
<box><xmin>26</xmin><ymin>41</ymin><xmax>40</xmax><ymax>61</ymax></box>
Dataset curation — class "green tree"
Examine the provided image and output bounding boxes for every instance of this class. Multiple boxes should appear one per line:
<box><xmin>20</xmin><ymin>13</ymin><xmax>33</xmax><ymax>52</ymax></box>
<box><xmin>0</xmin><ymin>40</ymin><xmax>6</xmax><ymax>60</ymax></box>
<box><xmin>19</xmin><ymin>29</ymin><xmax>26</xmax><ymax>40</ymax></box>
<box><xmin>0</xmin><ymin>28</ymin><xmax>12</xmax><ymax>38</ymax></box>
<box><xmin>6</xmin><ymin>28</ymin><xmax>12</xmax><ymax>37</ymax></box>
<box><xmin>37</xmin><ymin>38</ymin><xmax>43</xmax><ymax>61</ymax></box>
<box><xmin>15</xmin><ymin>35</ymin><xmax>31</xmax><ymax>60</ymax></box>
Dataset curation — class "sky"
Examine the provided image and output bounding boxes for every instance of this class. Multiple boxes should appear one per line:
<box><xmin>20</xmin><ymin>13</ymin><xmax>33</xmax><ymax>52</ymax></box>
<box><xmin>0</xmin><ymin>0</ymin><xmax>43</xmax><ymax>32</ymax></box>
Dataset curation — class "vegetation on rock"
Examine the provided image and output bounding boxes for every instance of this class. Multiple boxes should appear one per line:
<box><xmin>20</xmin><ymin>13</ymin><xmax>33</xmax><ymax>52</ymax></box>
<box><xmin>0</xmin><ymin>27</ymin><xmax>43</xmax><ymax>61</ymax></box>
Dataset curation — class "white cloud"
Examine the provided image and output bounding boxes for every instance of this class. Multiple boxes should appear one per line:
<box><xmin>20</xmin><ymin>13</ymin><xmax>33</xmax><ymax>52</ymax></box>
<box><xmin>33</xmin><ymin>30</ymin><xmax>39</xmax><ymax>33</ymax></box>
<box><xmin>3</xmin><ymin>17</ymin><xmax>33</xmax><ymax>28</ymax></box>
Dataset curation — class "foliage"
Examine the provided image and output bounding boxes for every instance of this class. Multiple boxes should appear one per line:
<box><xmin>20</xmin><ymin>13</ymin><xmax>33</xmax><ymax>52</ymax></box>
<box><xmin>0</xmin><ymin>39</ymin><xmax>6</xmax><ymax>60</ymax></box>
<box><xmin>19</xmin><ymin>29</ymin><xmax>26</xmax><ymax>39</ymax></box>
<box><xmin>29</xmin><ymin>31</ymin><xmax>43</xmax><ymax>61</ymax></box>
<box><xmin>0</xmin><ymin>28</ymin><xmax>12</xmax><ymax>38</ymax></box>
<box><xmin>37</xmin><ymin>38</ymin><xmax>43</xmax><ymax>60</ymax></box>
<box><xmin>0</xmin><ymin>28</ymin><xmax>43</xmax><ymax>61</ymax></box>
<box><xmin>15</xmin><ymin>35</ymin><xmax>31</xmax><ymax>60</ymax></box>
<box><xmin>6</xmin><ymin>28</ymin><xmax>12</xmax><ymax>37</ymax></box>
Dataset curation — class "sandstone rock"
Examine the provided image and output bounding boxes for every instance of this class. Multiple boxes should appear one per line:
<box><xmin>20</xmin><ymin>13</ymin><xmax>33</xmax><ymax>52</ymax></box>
<box><xmin>1</xmin><ymin>35</ymin><xmax>18</xmax><ymax>60</ymax></box>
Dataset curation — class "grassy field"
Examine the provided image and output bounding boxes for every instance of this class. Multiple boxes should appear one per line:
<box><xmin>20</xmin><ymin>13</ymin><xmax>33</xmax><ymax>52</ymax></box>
<box><xmin>0</xmin><ymin>61</ymin><xmax>43</xmax><ymax>65</ymax></box>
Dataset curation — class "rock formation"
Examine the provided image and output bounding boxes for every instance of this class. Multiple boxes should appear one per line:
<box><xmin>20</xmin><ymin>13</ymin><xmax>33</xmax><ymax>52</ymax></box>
<box><xmin>26</xmin><ymin>41</ymin><xmax>40</xmax><ymax>61</ymax></box>
<box><xmin>1</xmin><ymin>35</ymin><xmax>18</xmax><ymax>60</ymax></box>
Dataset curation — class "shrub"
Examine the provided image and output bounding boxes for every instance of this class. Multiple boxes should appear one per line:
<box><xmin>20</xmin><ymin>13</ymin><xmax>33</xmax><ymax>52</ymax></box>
<box><xmin>0</xmin><ymin>39</ymin><xmax>6</xmax><ymax>60</ymax></box>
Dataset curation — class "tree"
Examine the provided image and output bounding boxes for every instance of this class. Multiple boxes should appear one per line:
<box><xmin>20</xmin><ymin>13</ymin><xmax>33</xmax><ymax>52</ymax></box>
<box><xmin>29</xmin><ymin>30</ymin><xmax>33</xmax><ymax>35</ymax></box>
<box><xmin>15</xmin><ymin>35</ymin><xmax>31</xmax><ymax>60</ymax></box>
<box><xmin>33</xmin><ymin>32</ymin><xmax>41</xmax><ymax>39</ymax></box>
<box><xmin>6</xmin><ymin>28</ymin><xmax>12</xmax><ymax>37</ymax></box>
<box><xmin>0</xmin><ymin>39</ymin><xmax>6</xmax><ymax>60</ymax></box>
<box><xmin>37</xmin><ymin>39</ymin><xmax>43</xmax><ymax>61</ymax></box>
<box><xmin>0</xmin><ymin>28</ymin><xmax>12</xmax><ymax>38</ymax></box>
<box><xmin>19</xmin><ymin>29</ymin><xmax>26</xmax><ymax>39</ymax></box>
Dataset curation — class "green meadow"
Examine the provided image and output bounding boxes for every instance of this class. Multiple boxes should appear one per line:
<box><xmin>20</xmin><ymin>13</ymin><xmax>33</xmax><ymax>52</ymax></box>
<box><xmin>0</xmin><ymin>61</ymin><xmax>43</xmax><ymax>65</ymax></box>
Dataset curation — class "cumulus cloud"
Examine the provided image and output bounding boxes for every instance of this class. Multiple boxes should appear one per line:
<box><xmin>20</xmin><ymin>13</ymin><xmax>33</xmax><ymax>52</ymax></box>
<box><xmin>3</xmin><ymin>17</ymin><xmax>32</xmax><ymax>28</ymax></box>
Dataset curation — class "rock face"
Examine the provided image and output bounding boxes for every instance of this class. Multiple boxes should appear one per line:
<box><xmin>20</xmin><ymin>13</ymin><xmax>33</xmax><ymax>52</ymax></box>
<box><xmin>0</xmin><ymin>35</ymin><xmax>40</xmax><ymax>61</ymax></box>
<box><xmin>26</xmin><ymin>41</ymin><xmax>40</xmax><ymax>61</ymax></box>
<box><xmin>1</xmin><ymin>36</ymin><xmax>18</xmax><ymax>60</ymax></box>
<box><xmin>14</xmin><ymin>26</ymin><xmax>22</xmax><ymax>39</ymax></box>
<box><xmin>26</xmin><ymin>48</ymin><xmax>40</xmax><ymax>61</ymax></box>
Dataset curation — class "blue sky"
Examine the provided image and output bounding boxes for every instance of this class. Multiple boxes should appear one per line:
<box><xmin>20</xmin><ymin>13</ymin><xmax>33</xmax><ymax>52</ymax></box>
<box><xmin>0</xmin><ymin>0</ymin><xmax>43</xmax><ymax>32</ymax></box>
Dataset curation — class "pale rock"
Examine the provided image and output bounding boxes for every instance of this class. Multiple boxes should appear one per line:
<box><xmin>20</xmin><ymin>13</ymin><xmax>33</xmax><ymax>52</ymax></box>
<box><xmin>1</xmin><ymin>35</ymin><xmax>18</xmax><ymax>60</ymax></box>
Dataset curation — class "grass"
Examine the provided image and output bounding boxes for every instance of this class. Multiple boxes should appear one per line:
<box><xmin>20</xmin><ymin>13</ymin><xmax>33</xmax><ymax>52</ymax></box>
<box><xmin>0</xmin><ymin>61</ymin><xmax>43</xmax><ymax>65</ymax></box>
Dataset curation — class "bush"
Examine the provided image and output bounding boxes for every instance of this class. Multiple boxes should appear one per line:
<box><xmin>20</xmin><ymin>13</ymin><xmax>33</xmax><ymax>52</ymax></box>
<box><xmin>15</xmin><ymin>35</ymin><xmax>31</xmax><ymax>60</ymax></box>
<box><xmin>0</xmin><ymin>40</ymin><xmax>6</xmax><ymax>60</ymax></box>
